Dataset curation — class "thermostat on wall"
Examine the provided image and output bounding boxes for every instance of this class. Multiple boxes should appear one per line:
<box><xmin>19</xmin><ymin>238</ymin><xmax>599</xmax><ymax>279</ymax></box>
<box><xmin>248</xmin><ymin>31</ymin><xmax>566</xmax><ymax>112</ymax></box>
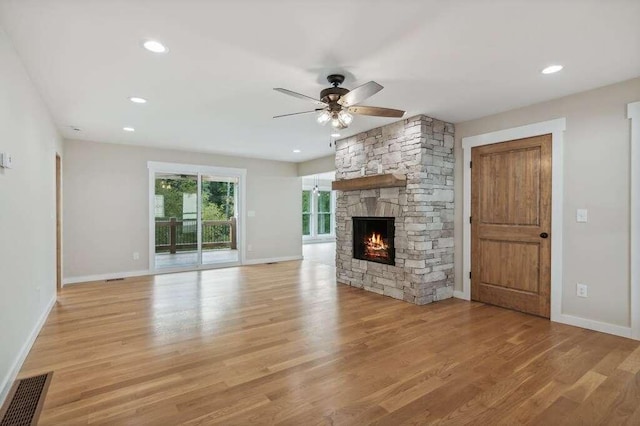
<box><xmin>0</xmin><ymin>152</ymin><xmax>12</xmax><ymax>169</ymax></box>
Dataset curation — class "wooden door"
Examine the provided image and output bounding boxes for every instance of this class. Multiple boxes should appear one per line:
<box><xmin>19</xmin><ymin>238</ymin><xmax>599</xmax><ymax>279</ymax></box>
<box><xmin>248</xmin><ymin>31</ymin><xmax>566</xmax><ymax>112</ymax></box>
<box><xmin>56</xmin><ymin>154</ymin><xmax>62</xmax><ymax>292</ymax></box>
<box><xmin>471</xmin><ymin>134</ymin><xmax>552</xmax><ymax>318</ymax></box>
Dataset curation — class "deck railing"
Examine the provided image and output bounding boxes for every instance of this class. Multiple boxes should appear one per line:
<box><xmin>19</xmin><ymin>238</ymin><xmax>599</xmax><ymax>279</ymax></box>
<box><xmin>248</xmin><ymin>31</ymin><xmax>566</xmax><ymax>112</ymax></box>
<box><xmin>155</xmin><ymin>218</ymin><xmax>237</xmax><ymax>253</ymax></box>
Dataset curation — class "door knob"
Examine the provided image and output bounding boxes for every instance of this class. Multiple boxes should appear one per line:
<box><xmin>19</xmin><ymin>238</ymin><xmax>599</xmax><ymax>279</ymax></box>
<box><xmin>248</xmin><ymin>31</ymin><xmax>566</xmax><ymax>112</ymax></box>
<box><xmin>540</xmin><ymin>232</ymin><xmax>549</xmax><ymax>238</ymax></box>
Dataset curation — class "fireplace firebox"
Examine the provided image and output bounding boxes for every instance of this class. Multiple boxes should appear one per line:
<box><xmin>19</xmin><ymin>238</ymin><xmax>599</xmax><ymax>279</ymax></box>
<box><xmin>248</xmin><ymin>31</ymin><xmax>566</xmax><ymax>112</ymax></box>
<box><xmin>353</xmin><ymin>217</ymin><xmax>395</xmax><ymax>265</ymax></box>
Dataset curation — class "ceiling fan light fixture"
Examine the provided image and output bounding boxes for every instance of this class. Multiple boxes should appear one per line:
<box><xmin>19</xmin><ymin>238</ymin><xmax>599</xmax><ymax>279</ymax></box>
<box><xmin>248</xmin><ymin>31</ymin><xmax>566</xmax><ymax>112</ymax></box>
<box><xmin>338</xmin><ymin>110</ymin><xmax>353</xmax><ymax>126</ymax></box>
<box><xmin>331</xmin><ymin>117</ymin><xmax>342</xmax><ymax>129</ymax></box>
<box><xmin>317</xmin><ymin>110</ymin><xmax>331</xmax><ymax>124</ymax></box>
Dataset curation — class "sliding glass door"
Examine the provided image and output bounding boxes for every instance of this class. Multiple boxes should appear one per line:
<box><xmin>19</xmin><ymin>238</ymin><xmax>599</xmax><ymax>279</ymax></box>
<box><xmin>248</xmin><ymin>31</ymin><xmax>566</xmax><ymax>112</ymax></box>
<box><xmin>149</xmin><ymin>162</ymin><xmax>244</xmax><ymax>271</ymax></box>
<box><xmin>200</xmin><ymin>175</ymin><xmax>239</xmax><ymax>265</ymax></box>
<box><xmin>154</xmin><ymin>173</ymin><xmax>199</xmax><ymax>269</ymax></box>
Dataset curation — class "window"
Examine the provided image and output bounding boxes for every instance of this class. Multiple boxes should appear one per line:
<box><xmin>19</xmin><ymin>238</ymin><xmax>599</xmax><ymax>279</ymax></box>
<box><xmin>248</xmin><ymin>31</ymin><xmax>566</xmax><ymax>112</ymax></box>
<box><xmin>302</xmin><ymin>190</ymin><xmax>312</xmax><ymax>236</ymax></box>
<box><xmin>317</xmin><ymin>191</ymin><xmax>332</xmax><ymax>235</ymax></box>
<box><xmin>302</xmin><ymin>187</ymin><xmax>335</xmax><ymax>240</ymax></box>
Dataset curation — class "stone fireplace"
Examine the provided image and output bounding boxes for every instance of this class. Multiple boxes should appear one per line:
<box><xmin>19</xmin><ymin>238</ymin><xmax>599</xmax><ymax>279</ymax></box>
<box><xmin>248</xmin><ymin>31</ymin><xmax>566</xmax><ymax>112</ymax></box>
<box><xmin>334</xmin><ymin>115</ymin><xmax>455</xmax><ymax>305</ymax></box>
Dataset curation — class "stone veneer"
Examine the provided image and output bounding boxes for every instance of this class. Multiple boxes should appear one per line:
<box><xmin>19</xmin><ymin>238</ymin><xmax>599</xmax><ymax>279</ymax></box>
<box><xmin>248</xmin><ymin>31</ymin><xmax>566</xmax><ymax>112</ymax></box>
<box><xmin>335</xmin><ymin>115</ymin><xmax>455</xmax><ymax>304</ymax></box>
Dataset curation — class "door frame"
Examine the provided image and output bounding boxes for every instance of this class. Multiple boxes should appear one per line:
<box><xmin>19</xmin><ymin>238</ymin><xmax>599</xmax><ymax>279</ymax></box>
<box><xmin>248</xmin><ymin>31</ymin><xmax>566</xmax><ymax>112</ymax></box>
<box><xmin>147</xmin><ymin>161</ymin><xmax>247</xmax><ymax>273</ymax></box>
<box><xmin>461</xmin><ymin>118</ymin><xmax>565</xmax><ymax>323</ymax></box>
<box><xmin>56</xmin><ymin>153</ymin><xmax>62</xmax><ymax>292</ymax></box>
<box><xmin>629</xmin><ymin>101</ymin><xmax>640</xmax><ymax>340</ymax></box>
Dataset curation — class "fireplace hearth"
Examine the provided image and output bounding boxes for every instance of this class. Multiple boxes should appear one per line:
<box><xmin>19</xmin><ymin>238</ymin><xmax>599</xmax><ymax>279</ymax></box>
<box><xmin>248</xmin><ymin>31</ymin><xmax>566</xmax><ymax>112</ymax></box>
<box><xmin>353</xmin><ymin>217</ymin><xmax>395</xmax><ymax>265</ymax></box>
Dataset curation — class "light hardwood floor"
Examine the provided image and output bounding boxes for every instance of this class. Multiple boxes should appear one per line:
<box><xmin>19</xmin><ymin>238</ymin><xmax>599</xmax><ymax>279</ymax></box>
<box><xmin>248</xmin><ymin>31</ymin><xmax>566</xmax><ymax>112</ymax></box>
<box><xmin>19</xmin><ymin>260</ymin><xmax>640</xmax><ymax>425</ymax></box>
<box><xmin>303</xmin><ymin>242</ymin><xmax>336</xmax><ymax>267</ymax></box>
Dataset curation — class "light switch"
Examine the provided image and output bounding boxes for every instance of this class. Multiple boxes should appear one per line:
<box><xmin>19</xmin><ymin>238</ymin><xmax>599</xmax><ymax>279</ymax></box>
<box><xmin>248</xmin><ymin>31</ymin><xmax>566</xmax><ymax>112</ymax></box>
<box><xmin>0</xmin><ymin>152</ymin><xmax>12</xmax><ymax>168</ymax></box>
<box><xmin>576</xmin><ymin>209</ymin><xmax>588</xmax><ymax>223</ymax></box>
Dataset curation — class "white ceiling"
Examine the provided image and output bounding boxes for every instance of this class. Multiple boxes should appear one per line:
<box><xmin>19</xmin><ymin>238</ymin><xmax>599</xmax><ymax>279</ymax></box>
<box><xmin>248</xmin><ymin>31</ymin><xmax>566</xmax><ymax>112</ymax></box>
<box><xmin>1</xmin><ymin>0</ymin><xmax>639</xmax><ymax>162</ymax></box>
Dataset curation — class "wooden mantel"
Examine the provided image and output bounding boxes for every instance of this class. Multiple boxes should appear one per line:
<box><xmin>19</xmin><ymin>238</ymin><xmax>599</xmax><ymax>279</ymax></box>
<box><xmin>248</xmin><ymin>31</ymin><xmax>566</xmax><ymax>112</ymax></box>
<box><xmin>332</xmin><ymin>173</ymin><xmax>407</xmax><ymax>191</ymax></box>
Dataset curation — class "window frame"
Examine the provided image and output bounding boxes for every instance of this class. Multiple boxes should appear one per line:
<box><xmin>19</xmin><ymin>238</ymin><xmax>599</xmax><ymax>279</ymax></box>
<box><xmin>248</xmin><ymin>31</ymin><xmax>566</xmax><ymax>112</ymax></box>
<box><xmin>302</xmin><ymin>189</ymin><xmax>313</xmax><ymax>237</ymax></box>
<box><xmin>301</xmin><ymin>183</ymin><xmax>336</xmax><ymax>242</ymax></box>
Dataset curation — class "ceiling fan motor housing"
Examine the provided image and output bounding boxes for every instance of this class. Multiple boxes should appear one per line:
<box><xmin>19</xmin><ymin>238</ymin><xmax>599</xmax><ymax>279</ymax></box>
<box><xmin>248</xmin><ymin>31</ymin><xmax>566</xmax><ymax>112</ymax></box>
<box><xmin>327</xmin><ymin>74</ymin><xmax>345</xmax><ymax>87</ymax></box>
<box><xmin>320</xmin><ymin>87</ymin><xmax>349</xmax><ymax>108</ymax></box>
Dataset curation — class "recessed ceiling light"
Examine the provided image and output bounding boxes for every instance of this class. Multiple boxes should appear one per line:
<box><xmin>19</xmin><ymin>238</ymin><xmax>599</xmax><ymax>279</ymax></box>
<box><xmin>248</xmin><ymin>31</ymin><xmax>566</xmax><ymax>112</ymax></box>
<box><xmin>143</xmin><ymin>40</ymin><xmax>167</xmax><ymax>53</ymax></box>
<box><xmin>123</xmin><ymin>127</ymin><xmax>135</xmax><ymax>132</ymax></box>
<box><xmin>542</xmin><ymin>65</ymin><xmax>563</xmax><ymax>74</ymax></box>
<box><xmin>293</xmin><ymin>149</ymin><xmax>301</xmax><ymax>153</ymax></box>
<box><xmin>331</xmin><ymin>133</ymin><xmax>341</xmax><ymax>138</ymax></box>
<box><xmin>129</xmin><ymin>96</ymin><xmax>147</xmax><ymax>104</ymax></box>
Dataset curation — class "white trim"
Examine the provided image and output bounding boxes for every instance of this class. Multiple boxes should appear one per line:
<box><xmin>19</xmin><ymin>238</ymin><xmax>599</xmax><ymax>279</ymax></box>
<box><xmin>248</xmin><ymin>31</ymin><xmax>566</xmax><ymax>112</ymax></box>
<box><xmin>63</xmin><ymin>269</ymin><xmax>151</xmax><ymax>285</ymax></box>
<box><xmin>147</xmin><ymin>161</ymin><xmax>247</xmax><ymax>272</ymax></box>
<box><xmin>453</xmin><ymin>290</ymin><xmax>466</xmax><ymax>300</ymax></box>
<box><xmin>0</xmin><ymin>295</ymin><xmax>56</xmax><ymax>406</ymax></box>
<box><xmin>151</xmin><ymin>262</ymin><xmax>241</xmax><ymax>275</ymax></box>
<box><xmin>558</xmin><ymin>314</ymin><xmax>632</xmax><ymax>339</ymax></box>
<box><xmin>147</xmin><ymin>161</ymin><xmax>246</xmax><ymax>177</ymax></box>
<box><xmin>303</xmin><ymin>237</ymin><xmax>337</xmax><ymax>244</ymax></box>
<box><xmin>243</xmin><ymin>255</ymin><xmax>303</xmax><ymax>265</ymax></box>
<box><xmin>461</xmin><ymin>118</ymin><xmax>566</xmax><ymax>325</ymax></box>
<box><xmin>629</xmin><ymin>101</ymin><xmax>640</xmax><ymax>340</ymax></box>
<box><xmin>63</xmin><ymin>255</ymin><xmax>305</xmax><ymax>285</ymax></box>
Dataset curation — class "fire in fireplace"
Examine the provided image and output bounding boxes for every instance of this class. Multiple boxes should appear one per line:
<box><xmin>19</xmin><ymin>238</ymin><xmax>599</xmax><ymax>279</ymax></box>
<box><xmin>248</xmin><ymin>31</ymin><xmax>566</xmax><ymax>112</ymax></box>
<box><xmin>353</xmin><ymin>217</ymin><xmax>395</xmax><ymax>265</ymax></box>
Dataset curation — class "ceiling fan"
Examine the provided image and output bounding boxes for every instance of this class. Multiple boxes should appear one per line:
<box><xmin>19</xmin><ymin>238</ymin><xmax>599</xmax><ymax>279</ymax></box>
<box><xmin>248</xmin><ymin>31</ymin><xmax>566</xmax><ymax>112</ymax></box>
<box><xmin>273</xmin><ymin>74</ymin><xmax>405</xmax><ymax>130</ymax></box>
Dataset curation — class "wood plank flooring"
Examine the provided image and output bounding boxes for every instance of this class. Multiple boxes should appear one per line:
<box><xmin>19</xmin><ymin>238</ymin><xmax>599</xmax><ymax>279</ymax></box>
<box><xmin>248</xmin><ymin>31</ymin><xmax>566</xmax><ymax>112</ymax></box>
<box><xmin>18</xmin><ymin>260</ymin><xmax>640</xmax><ymax>425</ymax></box>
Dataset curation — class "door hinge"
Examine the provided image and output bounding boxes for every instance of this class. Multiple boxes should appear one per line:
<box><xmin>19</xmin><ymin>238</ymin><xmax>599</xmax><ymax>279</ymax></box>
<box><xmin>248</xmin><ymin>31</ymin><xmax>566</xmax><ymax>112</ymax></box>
<box><xmin>469</xmin><ymin>272</ymin><xmax>472</xmax><ymax>279</ymax></box>
<box><xmin>469</xmin><ymin>161</ymin><xmax>472</xmax><ymax>168</ymax></box>
<box><xmin>469</xmin><ymin>216</ymin><xmax>472</xmax><ymax>224</ymax></box>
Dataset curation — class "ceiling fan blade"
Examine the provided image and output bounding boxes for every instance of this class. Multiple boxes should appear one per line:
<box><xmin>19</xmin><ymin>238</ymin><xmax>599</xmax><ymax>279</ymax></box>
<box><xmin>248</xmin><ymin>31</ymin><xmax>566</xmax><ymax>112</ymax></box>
<box><xmin>338</xmin><ymin>81</ymin><xmax>383</xmax><ymax>107</ymax></box>
<box><xmin>347</xmin><ymin>105</ymin><xmax>405</xmax><ymax>118</ymax></box>
<box><xmin>274</xmin><ymin>88</ymin><xmax>327</xmax><ymax>106</ymax></box>
<box><xmin>273</xmin><ymin>109</ymin><xmax>322</xmax><ymax>119</ymax></box>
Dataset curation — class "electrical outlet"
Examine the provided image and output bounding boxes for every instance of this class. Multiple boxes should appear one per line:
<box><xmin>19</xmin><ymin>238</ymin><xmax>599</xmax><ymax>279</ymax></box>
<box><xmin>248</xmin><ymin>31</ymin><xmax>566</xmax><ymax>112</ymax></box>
<box><xmin>360</xmin><ymin>166</ymin><xmax>365</xmax><ymax>176</ymax></box>
<box><xmin>576</xmin><ymin>209</ymin><xmax>588</xmax><ymax>223</ymax></box>
<box><xmin>133</xmin><ymin>252</ymin><xmax>140</xmax><ymax>260</ymax></box>
<box><xmin>377</xmin><ymin>164</ymin><xmax>383</xmax><ymax>174</ymax></box>
<box><xmin>577</xmin><ymin>283</ymin><xmax>588</xmax><ymax>298</ymax></box>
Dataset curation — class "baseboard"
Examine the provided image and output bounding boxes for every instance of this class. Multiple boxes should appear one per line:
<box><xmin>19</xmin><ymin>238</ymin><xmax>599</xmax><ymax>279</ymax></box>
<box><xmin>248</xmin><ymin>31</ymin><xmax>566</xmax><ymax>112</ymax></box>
<box><xmin>0</xmin><ymin>295</ymin><xmax>56</xmax><ymax>407</ymax></box>
<box><xmin>63</xmin><ymin>269</ymin><xmax>150</xmax><ymax>285</ymax></box>
<box><xmin>450</xmin><ymin>292</ymin><xmax>633</xmax><ymax>340</ymax></box>
<box><xmin>63</xmin><ymin>257</ymin><xmax>305</xmax><ymax>284</ymax></box>
<box><xmin>303</xmin><ymin>238</ymin><xmax>336</xmax><ymax>245</ymax></box>
<box><xmin>244</xmin><ymin>255</ymin><xmax>303</xmax><ymax>265</ymax></box>
<box><xmin>556</xmin><ymin>314</ymin><xmax>633</xmax><ymax>339</ymax></box>
<box><xmin>453</xmin><ymin>290</ymin><xmax>471</xmax><ymax>300</ymax></box>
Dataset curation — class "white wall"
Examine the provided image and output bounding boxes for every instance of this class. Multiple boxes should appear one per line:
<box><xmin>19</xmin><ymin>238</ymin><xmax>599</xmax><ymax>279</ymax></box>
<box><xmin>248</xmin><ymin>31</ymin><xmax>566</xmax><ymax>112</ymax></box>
<box><xmin>63</xmin><ymin>140</ymin><xmax>302</xmax><ymax>280</ymax></box>
<box><xmin>297</xmin><ymin>154</ymin><xmax>335</xmax><ymax>176</ymax></box>
<box><xmin>454</xmin><ymin>77</ymin><xmax>640</xmax><ymax>328</ymax></box>
<box><xmin>0</xmin><ymin>26</ymin><xmax>62</xmax><ymax>403</ymax></box>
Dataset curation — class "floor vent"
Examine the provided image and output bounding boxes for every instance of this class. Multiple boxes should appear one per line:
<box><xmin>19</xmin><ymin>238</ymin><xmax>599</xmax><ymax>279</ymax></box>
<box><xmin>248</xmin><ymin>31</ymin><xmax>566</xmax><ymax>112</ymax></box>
<box><xmin>266</xmin><ymin>262</ymin><xmax>278</xmax><ymax>265</ymax></box>
<box><xmin>0</xmin><ymin>372</ymin><xmax>52</xmax><ymax>426</ymax></box>
<box><xmin>105</xmin><ymin>278</ymin><xmax>125</xmax><ymax>282</ymax></box>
